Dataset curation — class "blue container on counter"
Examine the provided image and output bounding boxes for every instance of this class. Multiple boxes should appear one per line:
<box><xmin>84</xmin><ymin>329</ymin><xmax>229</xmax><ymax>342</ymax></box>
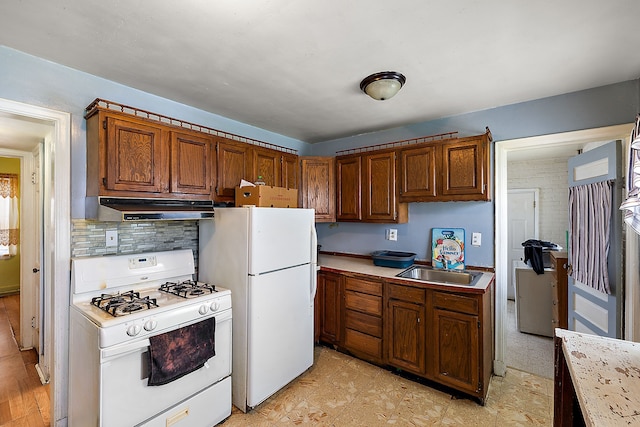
<box><xmin>371</xmin><ymin>251</ymin><xmax>417</xmax><ymax>268</ymax></box>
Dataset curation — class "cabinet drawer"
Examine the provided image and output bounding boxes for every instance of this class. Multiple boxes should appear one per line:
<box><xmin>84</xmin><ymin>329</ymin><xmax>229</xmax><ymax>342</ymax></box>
<box><xmin>388</xmin><ymin>284</ymin><xmax>426</xmax><ymax>303</ymax></box>
<box><xmin>344</xmin><ymin>328</ymin><xmax>383</xmax><ymax>359</ymax></box>
<box><xmin>345</xmin><ymin>309</ymin><xmax>382</xmax><ymax>337</ymax></box>
<box><xmin>345</xmin><ymin>290</ymin><xmax>382</xmax><ymax>315</ymax></box>
<box><xmin>344</xmin><ymin>277</ymin><xmax>382</xmax><ymax>295</ymax></box>
<box><xmin>432</xmin><ymin>291</ymin><xmax>478</xmax><ymax>315</ymax></box>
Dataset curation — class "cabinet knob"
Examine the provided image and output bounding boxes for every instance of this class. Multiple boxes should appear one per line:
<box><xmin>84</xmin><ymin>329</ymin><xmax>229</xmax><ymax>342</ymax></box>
<box><xmin>33</xmin><ymin>268</ymin><xmax>40</xmax><ymax>273</ymax></box>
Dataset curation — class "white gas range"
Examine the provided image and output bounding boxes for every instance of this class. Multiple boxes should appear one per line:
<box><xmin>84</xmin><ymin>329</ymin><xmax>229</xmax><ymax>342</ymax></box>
<box><xmin>68</xmin><ymin>249</ymin><xmax>232</xmax><ymax>427</ymax></box>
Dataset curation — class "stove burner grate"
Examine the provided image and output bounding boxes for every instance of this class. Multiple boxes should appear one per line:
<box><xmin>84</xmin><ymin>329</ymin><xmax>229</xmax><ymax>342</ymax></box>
<box><xmin>160</xmin><ymin>280</ymin><xmax>217</xmax><ymax>299</ymax></box>
<box><xmin>91</xmin><ymin>291</ymin><xmax>159</xmax><ymax>317</ymax></box>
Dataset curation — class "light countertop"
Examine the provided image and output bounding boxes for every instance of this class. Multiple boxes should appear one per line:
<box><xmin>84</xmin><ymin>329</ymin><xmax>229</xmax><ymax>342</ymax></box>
<box><xmin>556</xmin><ymin>329</ymin><xmax>640</xmax><ymax>426</ymax></box>
<box><xmin>318</xmin><ymin>254</ymin><xmax>494</xmax><ymax>293</ymax></box>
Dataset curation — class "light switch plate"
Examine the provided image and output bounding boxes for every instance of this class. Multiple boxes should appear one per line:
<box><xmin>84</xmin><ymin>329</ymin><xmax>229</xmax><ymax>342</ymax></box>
<box><xmin>106</xmin><ymin>229</ymin><xmax>118</xmax><ymax>247</ymax></box>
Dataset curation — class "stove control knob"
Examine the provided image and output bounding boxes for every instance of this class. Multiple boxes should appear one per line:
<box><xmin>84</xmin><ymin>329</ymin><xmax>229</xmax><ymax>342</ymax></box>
<box><xmin>209</xmin><ymin>301</ymin><xmax>220</xmax><ymax>312</ymax></box>
<box><xmin>126</xmin><ymin>324</ymin><xmax>142</xmax><ymax>336</ymax></box>
<box><xmin>198</xmin><ymin>305</ymin><xmax>209</xmax><ymax>316</ymax></box>
<box><xmin>144</xmin><ymin>320</ymin><xmax>158</xmax><ymax>331</ymax></box>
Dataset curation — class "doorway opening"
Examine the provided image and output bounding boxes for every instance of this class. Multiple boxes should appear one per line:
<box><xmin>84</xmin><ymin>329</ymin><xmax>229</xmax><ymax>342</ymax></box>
<box><xmin>494</xmin><ymin>123</ymin><xmax>634</xmax><ymax>379</ymax></box>
<box><xmin>0</xmin><ymin>98</ymin><xmax>71</xmax><ymax>424</ymax></box>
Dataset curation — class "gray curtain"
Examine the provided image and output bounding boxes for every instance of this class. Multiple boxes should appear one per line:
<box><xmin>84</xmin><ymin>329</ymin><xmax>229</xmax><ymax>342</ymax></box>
<box><xmin>569</xmin><ymin>180</ymin><xmax>613</xmax><ymax>294</ymax></box>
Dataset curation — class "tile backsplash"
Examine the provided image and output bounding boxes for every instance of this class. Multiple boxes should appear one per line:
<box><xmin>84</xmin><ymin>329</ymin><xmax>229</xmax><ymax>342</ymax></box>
<box><xmin>71</xmin><ymin>220</ymin><xmax>200</xmax><ymax>264</ymax></box>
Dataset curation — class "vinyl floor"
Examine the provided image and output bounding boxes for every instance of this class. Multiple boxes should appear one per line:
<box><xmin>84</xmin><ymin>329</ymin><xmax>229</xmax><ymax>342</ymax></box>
<box><xmin>222</xmin><ymin>346</ymin><xmax>554</xmax><ymax>426</ymax></box>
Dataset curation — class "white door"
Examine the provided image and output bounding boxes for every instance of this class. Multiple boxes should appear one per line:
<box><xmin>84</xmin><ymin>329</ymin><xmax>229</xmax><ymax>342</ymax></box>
<box><xmin>507</xmin><ymin>189</ymin><xmax>538</xmax><ymax>300</ymax></box>
<box><xmin>567</xmin><ymin>140</ymin><xmax>623</xmax><ymax>338</ymax></box>
<box><xmin>247</xmin><ymin>263</ymin><xmax>314</xmax><ymax>408</ymax></box>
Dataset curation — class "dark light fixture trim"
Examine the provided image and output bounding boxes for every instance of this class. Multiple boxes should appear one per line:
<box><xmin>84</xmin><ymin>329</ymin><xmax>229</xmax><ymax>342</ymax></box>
<box><xmin>360</xmin><ymin>71</ymin><xmax>406</xmax><ymax>100</ymax></box>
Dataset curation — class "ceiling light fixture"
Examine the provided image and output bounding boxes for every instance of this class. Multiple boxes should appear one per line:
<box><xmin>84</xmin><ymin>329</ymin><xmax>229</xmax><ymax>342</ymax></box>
<box><xmin>360</xmin><ymin>71</ymin><xmax>406</xmax><ymax>101</ymax></box>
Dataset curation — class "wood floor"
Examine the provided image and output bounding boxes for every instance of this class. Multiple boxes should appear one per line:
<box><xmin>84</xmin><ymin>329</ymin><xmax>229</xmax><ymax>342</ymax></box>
<box><xmin>0</xmin><ymin>294</ymin><xmax>50</xmax><ymax>426</ymax></box>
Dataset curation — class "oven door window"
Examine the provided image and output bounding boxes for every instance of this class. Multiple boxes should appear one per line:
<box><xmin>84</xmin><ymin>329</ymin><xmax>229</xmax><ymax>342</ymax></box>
<box><xmin>100</xmin><ymin>314</ymin><xmax>231</xmax><ymax>426</ymax></box>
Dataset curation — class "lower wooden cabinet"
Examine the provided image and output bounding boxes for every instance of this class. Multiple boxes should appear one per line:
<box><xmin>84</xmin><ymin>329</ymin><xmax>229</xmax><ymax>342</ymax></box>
<box><xmin>342</xmin><ymin>276</ymin><xmax>384</xmax><ymax>364</ymax></box>
<box><xmin>431</xmin><ymin>307</ymin><xmax>479</xmax><ymax>393</ymax></box>
<box><xmin>315</xmin><ymin>268</ymin><xmax>494</xmax><ymax>404</ymax></box>
<box><xmin>429</xmin><ymin>290</ymin><xmax>492</xmax><ymax>403</ymax></box>
<box><xmin>316</xmin><ymin>271</ymin><xmax>342</xmax><ymax>346</ymax></box>
<box><xmin>386</xmin><ymin>284</ymin><xmax>426</xmax><ymax>375</ymax></box>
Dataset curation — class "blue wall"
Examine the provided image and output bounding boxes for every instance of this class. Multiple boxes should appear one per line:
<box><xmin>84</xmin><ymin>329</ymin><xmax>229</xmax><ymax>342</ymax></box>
<box><xmin>1</xmin><ymin>46</ymin><xmax>638</xmax><ymax>268</ymax></box>
<box><xmin>312</xmin><ymin>80</ymin><xmax>640</xmax><ymax>268</ymax></box>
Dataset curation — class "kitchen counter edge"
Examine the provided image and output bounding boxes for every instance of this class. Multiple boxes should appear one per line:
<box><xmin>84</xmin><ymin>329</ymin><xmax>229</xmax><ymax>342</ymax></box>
<box><xmin>318</xmin><ymin>254</ymin><xmax>494</xmax><ymax>294</ymax></box>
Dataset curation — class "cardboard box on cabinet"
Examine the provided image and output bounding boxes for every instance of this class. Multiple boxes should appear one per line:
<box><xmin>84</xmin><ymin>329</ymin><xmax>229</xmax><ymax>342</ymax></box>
<box><xmin>235</xmin><ymin>186</ymin><xmax>298</xmax><ymax>208</ymax></box>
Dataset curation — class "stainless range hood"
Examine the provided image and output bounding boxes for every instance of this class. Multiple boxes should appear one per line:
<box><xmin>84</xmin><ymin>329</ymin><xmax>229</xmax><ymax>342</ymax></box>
<box><xmin>86</xmin><ymin>197</ymin><xmax>216</xmax><ymax>221</ymax></box>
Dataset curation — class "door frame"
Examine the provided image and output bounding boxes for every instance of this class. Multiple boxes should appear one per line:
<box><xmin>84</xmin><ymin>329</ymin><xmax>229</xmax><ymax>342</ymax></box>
<box><xmin>0</xmin><ymin>97</ymin><xmax>70</xmax><ymax>425</ymax></box>
<box><xmin>495</xmin><ymin>123</ymin><xmax>633</xmax><ymax>376</ymax></box>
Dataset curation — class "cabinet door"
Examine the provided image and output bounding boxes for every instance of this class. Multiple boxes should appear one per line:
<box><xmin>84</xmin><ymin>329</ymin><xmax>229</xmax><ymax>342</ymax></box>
<box><xmin>105</xmin><ymin>116</ymin><xmax>168</xmax><ymax>193</ymax></box>
<box><xmin>282</xmin><ymin>153</ymin><xmax>299</xmax><ymax>189</ymax></box>
<box><xmin>363</xmin><ymin>151</ymin><xmax>398</xmax><ymax>222</ymax></box>
<box><xmin>387</xmin><ymin>300</ymin><xmax>426</xmax><ymax>375</ymax></box>
<box><xmin>440</xmin><ymin>135</ymin><xmax>489</xmax><ymax>200</ymax></box>
<box><xmin>399</xmin><ymin>145</ymin><xmax>437</xmax><ymax>202</ymax></box>
<box><xmin>300</xmin><ymin>157</ymin><xmax>335</xmax><ymax>222</ymax></box>
<box><xmin>253</xmin><ymin>147</ymin><xmax>281</xmax><ymax>187</ymax></box>
<box><xmin>432</xmin><ymin>308</ymin><xmax>479</xmax><ymax>393</ymax></box>
<box><xmin>215</xmin><ymin>139</ymin><xmax>251</xmax><ymax>200</ymax></box>
<box><xmin>318</xmin><ymin>272</ymin><xmax>341</xmax><ymax>345</ymax></box>
<box><xmin>170</xmin><ymin>131</ymin><xmax>212</xmax><ymax>196</ymax></box>
<box><xmin>336</xmin><ymin>156</ymin><xmax>362</xmax><ymax>221</ymax></box>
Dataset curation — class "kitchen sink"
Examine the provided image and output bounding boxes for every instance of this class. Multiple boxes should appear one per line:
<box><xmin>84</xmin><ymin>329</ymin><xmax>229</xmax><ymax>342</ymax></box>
<box><xmin>396</xmin><ymin>265</ymin><xmax>482</xmax><ymax>286</ymax></box>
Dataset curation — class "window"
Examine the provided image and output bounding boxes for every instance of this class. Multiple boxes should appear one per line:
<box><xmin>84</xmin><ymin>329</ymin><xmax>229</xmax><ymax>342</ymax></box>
<box><xmin>0</xmin><ymin>173</ymin><xmax>19</xmax><ymax>258</ymax></box>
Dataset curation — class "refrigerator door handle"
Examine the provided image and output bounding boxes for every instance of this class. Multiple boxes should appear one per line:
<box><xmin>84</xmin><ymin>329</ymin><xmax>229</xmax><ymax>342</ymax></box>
<box><xmin>311</xmin><ymin>223</ymin><xmax>318</xmax><ymax>265</ymax></box>
<box><xmin>310</xmin><ymin>223</ymin><xmax>318</xmax><ymax>301</ymax></box>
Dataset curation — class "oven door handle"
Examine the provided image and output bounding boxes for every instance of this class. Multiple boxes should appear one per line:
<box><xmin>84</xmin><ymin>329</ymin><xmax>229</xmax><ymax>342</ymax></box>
<box><xmin>102</xmin><ymin>338</ymin><xmax>151</xmax><ymax>360</ymax></box>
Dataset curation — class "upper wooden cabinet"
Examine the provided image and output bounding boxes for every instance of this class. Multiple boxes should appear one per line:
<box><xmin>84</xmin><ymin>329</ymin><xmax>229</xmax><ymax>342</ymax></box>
<box><xmin>252</xmin><ymin>147</ymin><xmax>281</xmax><ymax>187</ymax></box>
<box><xmin>337</xmin><ymin>151</ymin><xmax>408</xmax><ymax>223</ymax></box>
<box><xmin>399</xmin><ymin>144</ymin><xmax>438</xmax><ymax>201</ymax></box>
<box><xmin>362</xmin><ymin>150</ymin><xmax>407</xmax><ymax>222</ymax></box>
<box><xmin>440</xmin><ymin>135</ymin><xmax>490</xmax><ymax>200</ymax></box>
<box><xmin>300</xmin><ymin>157</ymin><xmax>336</xmax><ymax>222</ymax></box>
<box><xmin>215</xmin><ymin>141</ymin><xmax>298</xmax><ymax>203</ymax></box>
<box><xmin>251</xmin><ymin>148</ymin><xmax>299</xmax><ymax>189</ymax></box>
<box><xmin>336</xmin><ymin>156</ymin><xmax>362</xmax><ymax>221</ymax></box>
<box><xmin>282</xmin><ymin>153</ymin><xmax>299</xmax><ymax>190</ymax></box>
<box><xmin>399</xmin><ymin>132</ymin><xmax>491</xmax><ymax>202</ymax></box>
<box><xmin>86</xmin><ymin>108</ymin><xmax>212</xmax><ymax>199</ymax></box>
<box><xmin>170</xmin><ymin>131</ymin><xmax>213</xmax><ymax>196</ymax></box>
<box><xmin>214</xmin><ymin>138</ymin><xmax>252</xmax><ymax>201</ymax></box>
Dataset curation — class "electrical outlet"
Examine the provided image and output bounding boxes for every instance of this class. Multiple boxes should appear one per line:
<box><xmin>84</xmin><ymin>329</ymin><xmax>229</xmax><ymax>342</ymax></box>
<box><xmin>386</xmin><ymin>229</ymin><xmax>398</xmax><ymax>241</ymax></box>
<box><xmin>106</xmin><ymin>229</ymin><xmax>118</xmax><ymax>247</ymax></box>
<box><xmin>472</xmin><ymin>232</ymin><xmax>481</xmax><ymax>246</ymax></box>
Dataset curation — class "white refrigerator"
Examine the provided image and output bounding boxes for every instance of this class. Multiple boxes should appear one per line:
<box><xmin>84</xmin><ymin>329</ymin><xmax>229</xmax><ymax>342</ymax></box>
<box><xmin>199</xmin><ymin>207</ymin><xmax>317</xmax><ymax>412</ymax></box>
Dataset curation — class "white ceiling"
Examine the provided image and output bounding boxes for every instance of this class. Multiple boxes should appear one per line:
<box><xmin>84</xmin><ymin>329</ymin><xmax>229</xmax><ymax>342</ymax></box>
<box><xmin>1</xmin><ymin>1</ymin><xmax>639</xmax><ymax>145</ymax></box>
